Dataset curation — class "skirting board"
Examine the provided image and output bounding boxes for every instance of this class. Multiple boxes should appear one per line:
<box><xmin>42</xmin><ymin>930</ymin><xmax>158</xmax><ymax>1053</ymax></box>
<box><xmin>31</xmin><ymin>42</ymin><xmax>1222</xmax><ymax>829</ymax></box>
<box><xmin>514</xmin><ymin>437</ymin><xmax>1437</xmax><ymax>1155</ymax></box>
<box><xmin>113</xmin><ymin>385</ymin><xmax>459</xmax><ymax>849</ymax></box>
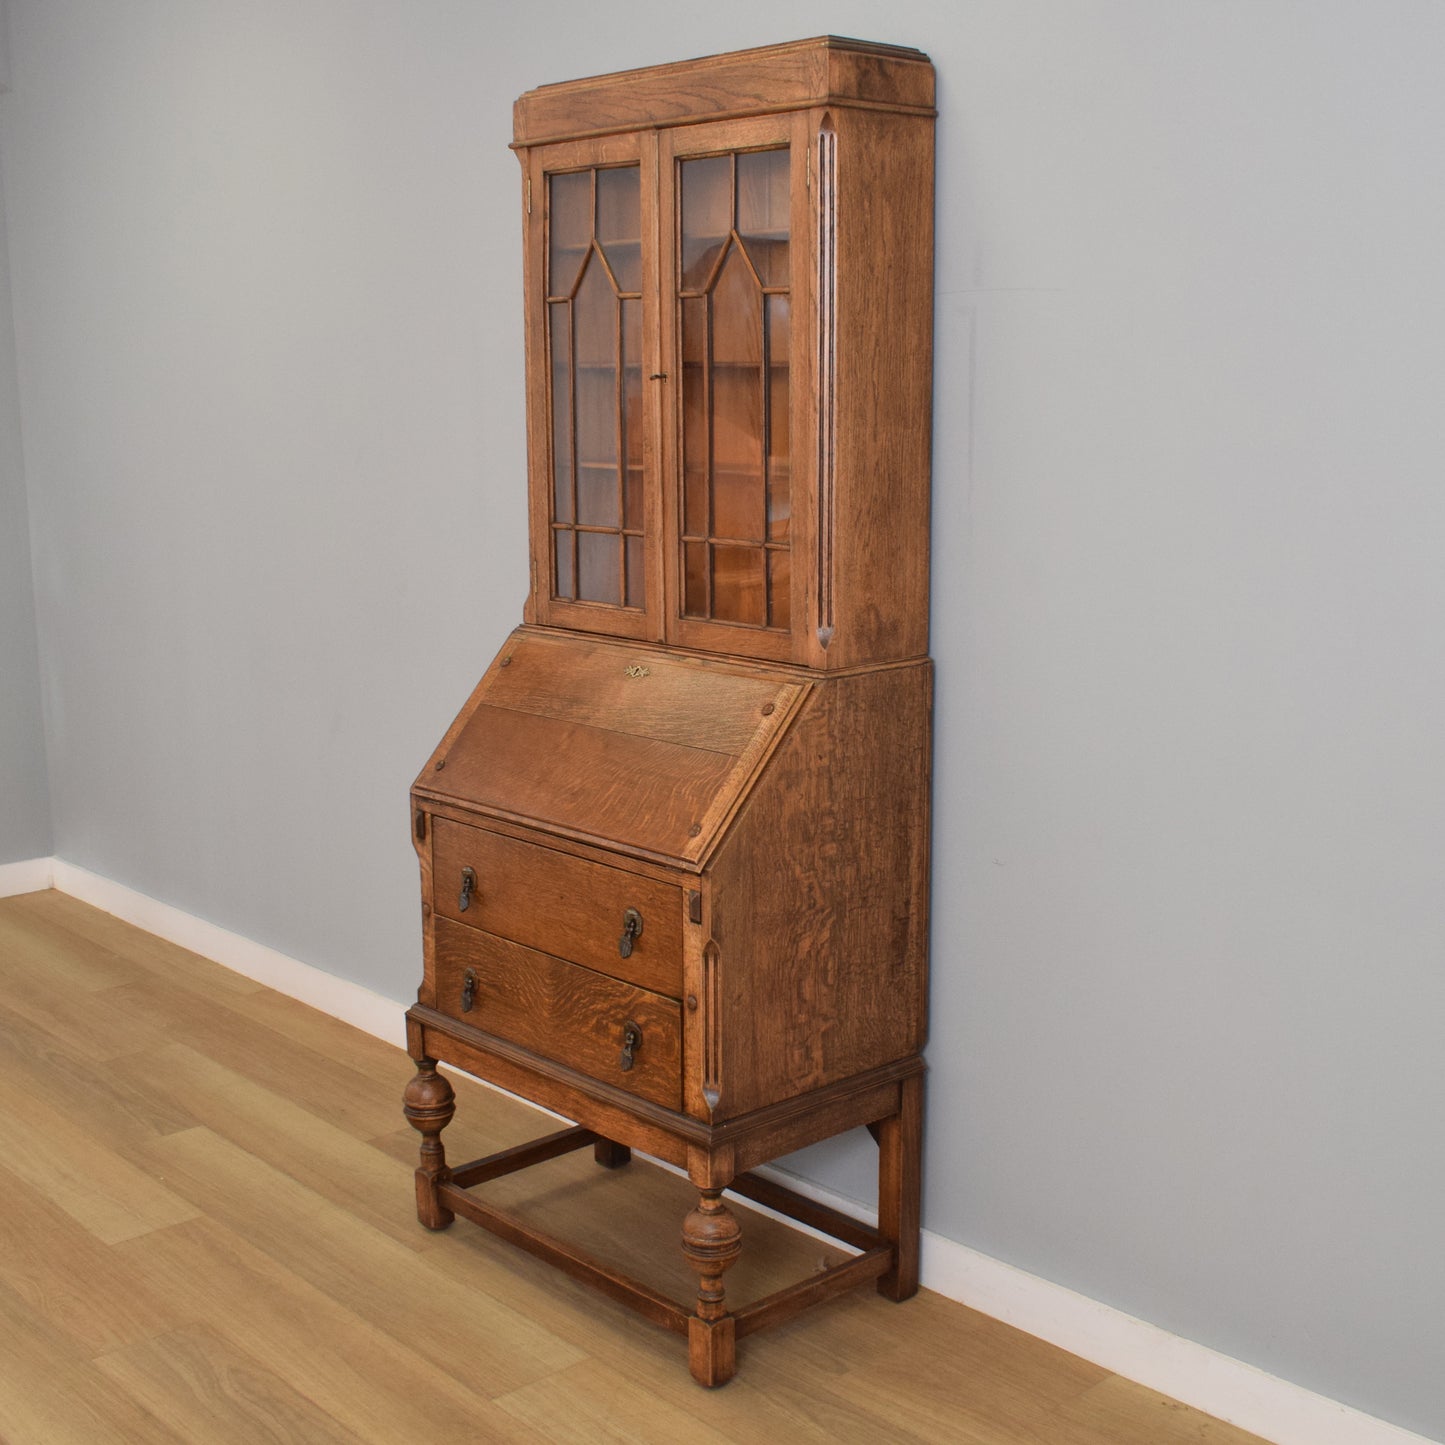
<box><xmin>6</xmin><ymin>856</ymin><xmax>1436</xmax><ymax>1445</ymax></box>
<box><xmin>47</xmin><ymin>859</ymin><xmax>408</xmax><ymax>1049</ymax></box>
<box><xmin>0</xmin><ymin>855</ymin><xmax>55</xmax><ymax>898</ymax></box>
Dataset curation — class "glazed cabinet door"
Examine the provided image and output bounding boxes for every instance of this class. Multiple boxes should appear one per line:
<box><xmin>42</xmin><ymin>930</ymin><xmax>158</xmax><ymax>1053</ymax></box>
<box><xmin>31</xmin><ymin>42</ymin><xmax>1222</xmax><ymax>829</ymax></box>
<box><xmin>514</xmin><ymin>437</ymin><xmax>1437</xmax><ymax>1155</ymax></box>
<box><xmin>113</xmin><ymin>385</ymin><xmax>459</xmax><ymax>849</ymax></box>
<box><xmin>659</xmin><ymin>114</ymin><xmax>815</xmax><ymax>664</ymax></box>
<box><xmin>523</xmin><ymin>136</ymin><xmax>664</xmax><ymax>640</ymax></box>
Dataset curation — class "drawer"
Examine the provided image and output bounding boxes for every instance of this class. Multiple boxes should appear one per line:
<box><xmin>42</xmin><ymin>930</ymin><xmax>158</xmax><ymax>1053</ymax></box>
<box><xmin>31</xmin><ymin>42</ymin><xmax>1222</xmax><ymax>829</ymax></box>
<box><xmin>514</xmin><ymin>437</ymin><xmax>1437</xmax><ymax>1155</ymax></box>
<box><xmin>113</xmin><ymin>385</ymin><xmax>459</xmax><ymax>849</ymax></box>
<box><xmin>430</xmin><ymin>818</ymin><xmax>682</xmax><ymax>997</ymax></box>
<box><xmin>434</xmin><ymin>918</ymin><xmax>681</xmax><ymax>1109</ymax></box>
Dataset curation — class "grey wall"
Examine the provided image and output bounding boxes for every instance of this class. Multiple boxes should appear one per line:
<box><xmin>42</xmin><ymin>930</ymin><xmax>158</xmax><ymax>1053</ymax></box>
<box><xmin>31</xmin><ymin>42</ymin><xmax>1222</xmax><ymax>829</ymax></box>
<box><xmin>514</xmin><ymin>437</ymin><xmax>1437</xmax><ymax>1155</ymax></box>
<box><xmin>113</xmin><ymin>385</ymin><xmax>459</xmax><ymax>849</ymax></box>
<box><xmin>0</xmin><ymin>8</ymin><xmax>50</xmax><ymax>864</ymax></box>
<box><xmin>2</xmin><ymin>3</ymin><xmax>1442</xmax><ymax>1439</ymax></box>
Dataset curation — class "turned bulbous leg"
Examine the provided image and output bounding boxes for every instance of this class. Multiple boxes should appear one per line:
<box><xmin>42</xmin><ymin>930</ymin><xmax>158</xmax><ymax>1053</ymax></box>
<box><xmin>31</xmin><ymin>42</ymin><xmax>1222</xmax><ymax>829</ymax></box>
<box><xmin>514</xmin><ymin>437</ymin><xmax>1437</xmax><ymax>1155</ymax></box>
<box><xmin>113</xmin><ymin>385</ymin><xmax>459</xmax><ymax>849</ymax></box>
<box><xmin>403</xmin><ymin>1058</ymin><xmax>455</xmax><ymax>1230</ymax></box>
<box><xmin>681</xmin><ymin>1187</ymin><xmax>742</xmax><ymax>1386</ymax></box>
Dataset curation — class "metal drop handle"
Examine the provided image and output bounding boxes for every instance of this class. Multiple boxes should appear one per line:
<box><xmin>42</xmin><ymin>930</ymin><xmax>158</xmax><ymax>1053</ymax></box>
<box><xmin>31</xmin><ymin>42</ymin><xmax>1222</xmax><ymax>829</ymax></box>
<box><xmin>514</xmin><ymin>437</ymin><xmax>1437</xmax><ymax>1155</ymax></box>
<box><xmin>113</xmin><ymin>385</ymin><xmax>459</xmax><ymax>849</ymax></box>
<box><xmin>619</xmin><ymin>1020</ymin><xmax>642</xmax><ymax>1072</ymax></box>
<box><xmin>459</xmin><ymin>867</ymin><xmax>477</xmax><ymax>912</ymax></box>
<box><xmin>618</xmin><ymin>907</ymin><xmax>643</xmax><ymax>958</ymax></box>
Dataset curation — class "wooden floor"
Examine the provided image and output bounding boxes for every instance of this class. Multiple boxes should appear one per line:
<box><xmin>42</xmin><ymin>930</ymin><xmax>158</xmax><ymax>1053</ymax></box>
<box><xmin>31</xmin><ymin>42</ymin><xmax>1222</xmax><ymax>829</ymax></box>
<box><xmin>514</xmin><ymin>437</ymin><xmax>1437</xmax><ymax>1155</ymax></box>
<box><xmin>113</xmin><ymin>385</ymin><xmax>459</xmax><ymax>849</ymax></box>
<box><xmin>0</xmin><ymin>889</ymin><xmax>1268</xmax><ymax>1445</ymax></box>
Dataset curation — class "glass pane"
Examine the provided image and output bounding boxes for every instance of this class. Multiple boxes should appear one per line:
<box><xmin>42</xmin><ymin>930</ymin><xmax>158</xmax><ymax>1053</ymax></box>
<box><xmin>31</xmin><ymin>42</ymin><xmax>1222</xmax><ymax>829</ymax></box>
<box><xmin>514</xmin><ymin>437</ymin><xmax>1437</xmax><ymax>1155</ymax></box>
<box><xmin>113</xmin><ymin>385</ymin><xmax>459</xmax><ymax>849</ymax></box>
<box><xmin>625</xmin><ymin>535</ymin><xmax>644</xmax><ymax>609</ymax></box>
<box><xmin>673</xmin><ymin>148</ymin><xmax>790</xmax><ymax>632</ymax></box>
<box><xmin>681</xmin><ymin>290</ymin><xmax>709</xmax><ymax>365</ymax></box>
<box><xmin>576</xmin><ymin>386</ymin><xmax>617</xmax><ymax>528</ymax></box>
<box><xmin>578</xmin><ymin>530</ymin><xmax>621</xmax><ymax>605</ymax></box>
<box><xmin>554</xmin><ymin>530</ymin><xmax>575</xmax><ymax>599</ymax></box>
<box><xmin>545</xmin><ymin>162</ymin><xmax>648</xmax><ymax>619</ymax></box>
<box><xmin>680</xmin><ymin>154</ymin><xmax>732</xmax><ymax>291</ymax></box>
<box><xmin>766</xmin><ymin>295</ymin><xmax>790</xmax><ymax>540</ymax></box>
<box><xmin>710</xmin><ymin>250</ymin><xmax>764</xmax><ymax>535</ymax></box>
<box><xmin>625</xmin><ymin>467</ymin><xmax>644</xmax><ymax>534</ymax></box>
<box><xmin>621</xmin><ymin>298</ymin><xmax>642</xmax><ymax>528</ymax></box>
<box><xmin>711</xmin><ymin>366</ymin><xmax>761</xmax><ymax>483</ymax></box>
<box><xmin>768</xmin><ymin>549</ymin><xmax>791</xmax><ymax>630</ymax></box>
<box><xmin>577</xmin><ymin>466</ymin><xmax>616</xmax><ymax>528</ymax></box>
<box><xmin>713</xmin><ymin>465</ymin><xmax>761</xmax><ymax>542</ymax></box>
<box><xmin>684</xmin><ymin>541</ymin><xmax>708</xmax><ymax>616</ymax></box>
<box><xmin>573</xmin><ymin>256</ymin><xmax>619</xmax><ymax>528</ymax></box>
<box><xmin>597</xmin><ymin>166</ymin><xmax>641</xmax><ymax>293</ymax></box>
<box><xmin>549</xmin><ymin>301</ymin><xmax>572</xmax><ymax>523</ymax></box>
<box><xmin>712</xmin><ymin>544</ymin><xmax>766</xmax><ymax>627</ymax></box>
<box><xmin>737</xmin><ymin>149</ymin><xmax>790</xmax><ymax>287</ymax></box>
<box><xmin>681</xmin><ymin>296</ymin><xmax>708</xmax><ymax>536</ymax></box>
<box><xmin>549</xmin><ymin>170</ymin><xmax>591</xmax><ymax>297</ymax></box>
<box><xmin>573</xmin><ymin>251</ymin><xmax>616</xmax><ymax>370</ymax></box>
<box><xmin>711</xmin><ymin>247</ymin><xmax>762</xmax><ymax>367</ymax></box>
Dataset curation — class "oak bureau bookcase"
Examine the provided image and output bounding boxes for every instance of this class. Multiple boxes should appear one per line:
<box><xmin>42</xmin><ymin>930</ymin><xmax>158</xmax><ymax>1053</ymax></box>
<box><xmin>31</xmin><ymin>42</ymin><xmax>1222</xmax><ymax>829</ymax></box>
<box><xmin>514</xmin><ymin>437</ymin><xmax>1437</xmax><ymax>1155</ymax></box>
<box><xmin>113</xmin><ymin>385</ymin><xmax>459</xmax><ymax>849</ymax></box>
<box><xmin>404</xmin><ymin>36</ymin><xmax>935</xmax><ymax>1386</ymax></box>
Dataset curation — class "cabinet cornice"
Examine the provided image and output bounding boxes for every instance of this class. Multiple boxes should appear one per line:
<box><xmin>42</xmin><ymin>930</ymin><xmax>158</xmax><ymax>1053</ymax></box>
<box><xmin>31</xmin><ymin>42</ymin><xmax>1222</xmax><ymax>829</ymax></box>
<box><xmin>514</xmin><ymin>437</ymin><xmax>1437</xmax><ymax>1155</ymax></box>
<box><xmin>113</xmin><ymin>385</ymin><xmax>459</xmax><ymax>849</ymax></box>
<box><xmin>512</xmin><ymin>35</ymin><xmax>935</xmax><ymax>148</ymax></box>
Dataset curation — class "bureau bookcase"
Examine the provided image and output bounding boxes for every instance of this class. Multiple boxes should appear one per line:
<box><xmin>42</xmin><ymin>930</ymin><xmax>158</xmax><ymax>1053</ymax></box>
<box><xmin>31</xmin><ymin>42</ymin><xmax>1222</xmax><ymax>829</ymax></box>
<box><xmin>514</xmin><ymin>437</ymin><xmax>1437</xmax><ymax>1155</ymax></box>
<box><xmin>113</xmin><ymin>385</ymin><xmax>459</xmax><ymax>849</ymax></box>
<box><xmin>404</xmin><ymin>36</ymin><xmax>935</xmax><ymax>1385</ymax></box>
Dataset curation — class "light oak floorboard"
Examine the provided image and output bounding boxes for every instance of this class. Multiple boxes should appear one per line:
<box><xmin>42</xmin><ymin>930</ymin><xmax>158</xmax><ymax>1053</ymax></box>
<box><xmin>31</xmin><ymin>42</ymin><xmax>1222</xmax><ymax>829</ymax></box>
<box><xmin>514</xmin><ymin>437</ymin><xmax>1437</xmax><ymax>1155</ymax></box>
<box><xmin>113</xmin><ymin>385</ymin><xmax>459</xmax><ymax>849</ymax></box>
<box><xmin>137</xmin><ymin>1122</ymin><xmax>586</xmax><ymax>1395</ymax></box>
<box><xmin>0</xmin><ymin>890</ymin><xmax>1269</xmax><ymax>1444</ymax></box>
<box><xmin>0</xmin><ymin>1277</ymin><xmax>185</xmax><ymax>1443</ymax></box>
<box><xmin>0</xmin><ymin>1167</ymin><xmax>186</xmax><ymax>1356</ymax></box>
<box><xmin>0</xmin><ymin>1073</ymin><xmax>200</xmax><ymax>1244</ymax></box>
<box><xmin>109</xmin><ymin>1038</ymin><xmax>436</xmax><ymax>1250</ymax></box>
<box><xmin>93</xmin><ymin>1323</ymin><xmax>363</xmax><ymax>1445</ymax></box>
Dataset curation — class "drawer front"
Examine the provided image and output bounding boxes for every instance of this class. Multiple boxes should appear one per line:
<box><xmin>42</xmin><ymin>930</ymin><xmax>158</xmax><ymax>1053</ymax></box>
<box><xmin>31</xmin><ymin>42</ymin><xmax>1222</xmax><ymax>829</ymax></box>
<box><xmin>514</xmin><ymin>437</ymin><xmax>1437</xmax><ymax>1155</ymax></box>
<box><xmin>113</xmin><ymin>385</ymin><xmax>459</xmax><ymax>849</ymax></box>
<box><xmin>434</xmin><ymin>918</ymin><xmax>681</xmax><ymax>1109</ymax></box>
<box><xmin>431</xmin><ymin>818</ymin><xmax>682</xmax><ymax>997</ymax></box>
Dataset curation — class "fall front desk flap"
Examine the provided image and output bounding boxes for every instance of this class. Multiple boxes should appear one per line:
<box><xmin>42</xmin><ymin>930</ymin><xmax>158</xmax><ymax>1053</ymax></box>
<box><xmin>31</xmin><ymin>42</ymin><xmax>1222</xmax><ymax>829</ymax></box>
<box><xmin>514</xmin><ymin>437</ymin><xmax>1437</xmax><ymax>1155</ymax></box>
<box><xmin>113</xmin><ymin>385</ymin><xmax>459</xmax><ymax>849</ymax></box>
<box><xmin>413</xmin><ymin>628</ymin><xmax>807</xmax><ymax>868</ymax></box>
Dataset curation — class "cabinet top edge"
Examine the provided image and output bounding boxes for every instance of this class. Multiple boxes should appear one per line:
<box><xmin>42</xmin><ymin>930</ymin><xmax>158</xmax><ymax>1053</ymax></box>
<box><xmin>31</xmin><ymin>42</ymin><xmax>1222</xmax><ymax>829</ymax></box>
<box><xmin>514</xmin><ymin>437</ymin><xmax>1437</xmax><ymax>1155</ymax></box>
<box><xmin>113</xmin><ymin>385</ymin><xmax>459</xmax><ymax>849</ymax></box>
<box><xmin>513</xmin><ymin>36</ymin><xmax>935</xmax><ymax>147</ymax></box>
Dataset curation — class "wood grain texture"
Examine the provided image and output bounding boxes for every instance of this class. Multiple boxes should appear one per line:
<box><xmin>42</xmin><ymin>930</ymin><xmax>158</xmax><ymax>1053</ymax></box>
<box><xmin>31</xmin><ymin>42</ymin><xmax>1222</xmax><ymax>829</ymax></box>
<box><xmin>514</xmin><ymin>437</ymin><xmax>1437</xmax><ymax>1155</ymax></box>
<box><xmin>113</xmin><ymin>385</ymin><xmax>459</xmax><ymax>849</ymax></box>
<box><xmin>478</xmin><ymin>627</ymin><xmax>797</xmax><ymax>753</ymax></box>
<box><xmin>410</xmin><ymin>1005</ymin><xmax>696</xmax><ymax>1168</ymax></box>
<box><xmin>431</xmin><ymin>817</ymin><xmax>685</xmax><ymax>996</ymax></box>
<box><xmin>495</xmin><ymin>1358</ymin><xmax>736</xmax><ymax>1445</ymax></box>
<box><xmin>414</xmin><ymin>1004</ymin><xmax>916</xmax><ymax>1167</ymax></box>
<box><xmin>0</xmin><ymin>1279</ymin><xmax>186</xmax><ymax>1445</ymax></box>
<box><xmin>0</xmin><ymin>890</ymin><xmax>1268</xmax><ymax>1445</ymax></box>
<box><xmin>876</xmin><ymin>1067</ymin><xmax>923</xmax><ymax>1301</ymax></box>
<box><xmin>415</xmin><ymin>631</ymin><xmax>814</xmax><ymax>867</ymax></box>
<box><xmin>512</xmin><ymin>45</ymin><xmax>934</xmax><ymax>672</ymax></box>
<box><xmin>0</xmin><ymin>1074</ymin><xmax>200</xmax><ymax>1244</ymax></box>
<box><xmin>513</xmin><ymin>36</ymin><xmax>934</xmax><ymax>146</ymax></box>
<box><xmin>420</xmin><ymin>797</ymin><xmax>687</xmax><ymax>886</ymax></box>
<box><xmin>658</xmin><ymin>111</ymin><xmax>803</xmax><ymax>668</ymax></box>
<box><xmin>521</xmin><ymin>136</ymin><xmax>653</xmax><ymax>638</ymax></box>
<box><xmin>114</xmin><ymin>1219</ymin><xmax>549</xmax><ymax>1443</ymax></box>
<box><xmin>0</xmin><ymin>1168</ymin><xmax>185</xmax><ymax>1357</ymax></box>
<box><xmin>93</xmin><ymin>1323</ymin><xmax>363</xmax><ymax>1445</ymax></box>
<box><xmin>704</xmin><ymin>662</ymin><xmax>932</xmax><ymax>1119</ymax></box>
<box><xmin>428</xmin><ymin>702</ymin><xmax>735</xmax><ymax>861</ymax></box>
<box><xmin>823</xmin><ymin>104</ymin><xmax>935</xmax><ymax>669</ymax></box>
<box><xmin>397</xmin><ymin>37</ymin><xmax>1260</xmax><ymax>1407</ymax></box>
<box><xmin>107</xmin><ymin>1036</ymin><xmax>430</xmax><ymax>1251</ymax></box>
<box><xmin>434</xmin><ymin>918</ymin><xmax>683</xmax><ymax>1109</ymax></box>
<box><xmin>139</xmin><ymin>1124</ymin><xmax>581</xmax><ymax>1398</ymax></box>
<box><xmin>520</xmin><ymin>136</ymin><xmax>550</xmax><ymax>631</ymax></box>
<box><xmin>440</xmin><ymin>1181</ymin><xmax>692</xmax><ymax>1336</ymax></box>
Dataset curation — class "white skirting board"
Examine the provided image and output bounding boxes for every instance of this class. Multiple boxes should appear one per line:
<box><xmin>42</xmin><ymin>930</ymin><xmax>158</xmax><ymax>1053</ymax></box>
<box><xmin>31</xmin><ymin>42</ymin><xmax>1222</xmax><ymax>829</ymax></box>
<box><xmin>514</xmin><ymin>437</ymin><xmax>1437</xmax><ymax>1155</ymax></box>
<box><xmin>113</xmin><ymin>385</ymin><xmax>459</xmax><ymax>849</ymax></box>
<box><xmin>0</xmin><ymin>855</ymin><xmax>54</xmax><ymax>897</ymax></box>
<box><xmin>2</xmin><ymin>857</ymin><xmax>1435</xmax><ymax>1445</ymax></box>
<box><xmin>42</xmin><ymin>859</ymin><xmax>408</xmax><ymax>1049</ymax></box>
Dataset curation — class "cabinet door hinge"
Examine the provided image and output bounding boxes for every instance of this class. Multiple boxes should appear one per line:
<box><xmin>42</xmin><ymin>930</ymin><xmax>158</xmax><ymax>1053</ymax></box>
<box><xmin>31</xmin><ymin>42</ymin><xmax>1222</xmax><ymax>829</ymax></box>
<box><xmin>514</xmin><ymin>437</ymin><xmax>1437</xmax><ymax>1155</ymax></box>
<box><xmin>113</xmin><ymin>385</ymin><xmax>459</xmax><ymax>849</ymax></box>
<box><xmin>525</xmin><ymin>175</ymin><xmax>532</xmax><ymax>214</ymax></box>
